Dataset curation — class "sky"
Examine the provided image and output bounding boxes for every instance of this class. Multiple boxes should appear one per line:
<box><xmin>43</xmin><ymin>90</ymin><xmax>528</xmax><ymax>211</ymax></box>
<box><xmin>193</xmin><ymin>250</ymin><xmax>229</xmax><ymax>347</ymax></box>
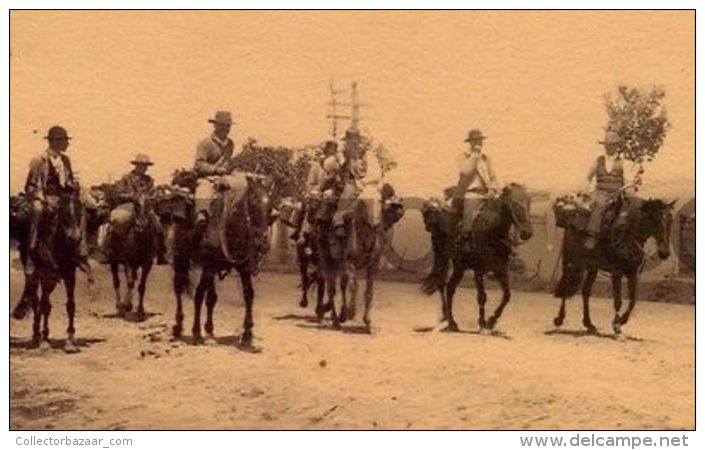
<box><xmin>9</xmin><ymin>11</ymin><xmax>695</xmax><ymax>198</ymax></box>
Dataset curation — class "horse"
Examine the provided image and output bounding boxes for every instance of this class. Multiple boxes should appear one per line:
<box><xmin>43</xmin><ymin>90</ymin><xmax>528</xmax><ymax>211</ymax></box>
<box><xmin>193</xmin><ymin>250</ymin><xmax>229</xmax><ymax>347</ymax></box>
<box><xmin>170</xmin><ymin>174</ymin><xmax>275</xmax><ymax>351</ymax></box>
<box><xmin>104</xmin><ymin>192</ymin><xmax>158</xmax><ymax>320</ymax></box>
<box><xmin>11</xmin><ymin>192</ymin><xmax>97</xmax><ymax>322</ymax></box>
<box><xmin>317</xmin><ymin>183</ymin><xmax>405</xmax><ymax>333</ymax></box>
<box><xmin>421</xmin><ymin>183</ymin><xmax>533</xmax><ymax>332</ymax></box>
<box><xmin>13</xmin><ymin>192</ymin><xmax>85</xmax><ymax>352</ymax></box>
<box><xmin>552</xmin><ymin>196</ymin><xmax>675</xmax><ymax>335</ymax></box>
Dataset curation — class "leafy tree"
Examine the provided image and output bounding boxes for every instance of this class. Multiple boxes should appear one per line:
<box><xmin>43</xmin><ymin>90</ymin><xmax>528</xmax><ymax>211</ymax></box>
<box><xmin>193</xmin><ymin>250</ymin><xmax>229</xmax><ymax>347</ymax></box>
<box><xmin>604</xmin><ymin>85</ymin><xmax>671</xmax><ymax>184</ymax></box>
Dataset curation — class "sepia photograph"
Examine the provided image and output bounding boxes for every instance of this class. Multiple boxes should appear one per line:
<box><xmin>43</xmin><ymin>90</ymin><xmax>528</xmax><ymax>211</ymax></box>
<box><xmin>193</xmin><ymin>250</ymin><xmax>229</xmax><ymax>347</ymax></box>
<box><xmin>6</xmin><ymin>9</ymin><xmax>696</xmax><ymax>434</ymax></box>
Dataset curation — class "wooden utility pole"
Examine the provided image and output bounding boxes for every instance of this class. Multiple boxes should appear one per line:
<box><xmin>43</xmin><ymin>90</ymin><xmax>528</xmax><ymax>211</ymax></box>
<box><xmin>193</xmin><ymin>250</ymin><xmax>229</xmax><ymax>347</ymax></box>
<box><xmin>326</xmin><ymin>80</ymin><xmax>350</xmax><ymax>139</ymax></box>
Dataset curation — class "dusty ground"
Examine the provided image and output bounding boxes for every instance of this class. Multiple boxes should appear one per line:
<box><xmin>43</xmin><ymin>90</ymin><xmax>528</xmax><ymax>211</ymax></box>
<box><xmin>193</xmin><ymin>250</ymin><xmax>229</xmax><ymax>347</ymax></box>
<box><xmin>9</xmin><ymin>262</ymin><xmax>695</xmax><ymax>430</ymax></box>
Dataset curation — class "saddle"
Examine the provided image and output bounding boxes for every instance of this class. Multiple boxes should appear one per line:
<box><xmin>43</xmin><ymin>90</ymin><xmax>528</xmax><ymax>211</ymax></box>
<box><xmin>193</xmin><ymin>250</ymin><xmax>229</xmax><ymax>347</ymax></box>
<box><xmin>459</xmin><ymin>198</ymin><xmax>495</xmax><ymax>233</ymax></box>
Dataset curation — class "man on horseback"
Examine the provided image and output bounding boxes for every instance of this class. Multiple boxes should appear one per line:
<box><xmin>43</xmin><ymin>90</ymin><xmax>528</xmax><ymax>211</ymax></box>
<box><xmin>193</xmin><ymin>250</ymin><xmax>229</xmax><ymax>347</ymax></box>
<box><xmin>24</xmin><ymin>125</ymin><xmax>77</xmax><ymax>276</ymax></box>
<box><xmin>582</xmin><ymin>130</ymin><xmax>639</xmax><ymax>249</ymax></box>
<box><xmin>451</xmin><ymin>129</ymin><xmax>499</xmax><ymax>233</ymax></box>
<box><xmin>105</xmin><ymin>154</ymin><xmax>168</xmax><ymax>264</ymax></box>
<box><xmin>332</xmin><ymin>129</ymin><xmax>385</xmax><ymax>228</ymax></box>
<box><xmin>290</xmin><ymin>140</ymin><xmax>339</xmax><ymax>244</ymax></box>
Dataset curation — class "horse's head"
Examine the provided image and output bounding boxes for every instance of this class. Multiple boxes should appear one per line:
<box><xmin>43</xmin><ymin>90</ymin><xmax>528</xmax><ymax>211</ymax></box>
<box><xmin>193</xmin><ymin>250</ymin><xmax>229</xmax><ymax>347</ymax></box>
<box><xmin>500</xmin><ymin>183</ymin><xmax>533</xmax><ymax>241</ymax></box>
<box><xmin>421</xmin><ymin>198</ymin><xmax>451</xmax><ymax>235</ymax></box>
<box><xmin>58</xmin><ymin>192</ymin><xmax>84</xmax><ymax>245</ymax></box>
<box><xmin>245</xmin><ymin>174</ymin><xmax>276</xmax><ymax>230</ymax></box>
<box><xmin>379</xmin><ymin>183</ymin><xmax>404</xmax><ymax>230</ymax></box>
<box><xmin>641</xmin><ymin>198</ymin><xmax>676</xmax><ymax>260</ymax></box>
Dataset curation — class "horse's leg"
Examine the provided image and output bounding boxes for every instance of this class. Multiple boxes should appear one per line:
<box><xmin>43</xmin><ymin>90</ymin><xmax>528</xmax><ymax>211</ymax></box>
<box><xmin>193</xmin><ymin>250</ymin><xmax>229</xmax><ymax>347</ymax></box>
<box><xmin>298</xmin><ymin>247</ymin><xmax>310</xmax><ymax>308</ymax></box>
<box><xmin>204</xmin><ymin>280</ymin><xmax>218</xmax><ymax>343</ymax></box>
<box><xmin>30</xmin><ymin>276</ymin><xmax>42</xmax><ymax>347</ymax></box>
<box><xmin>191</xmin><ymin>269</ymin><xmax>209</xmax><ymax>343</ymax></box>
<box><xmin>123</xmin><ymin>266</ymin><xmax>136</xmax><ymax>314</ymax></box>
<box><xmin>581</xmin><ymin>268</ymin><xmax>599</xmax><ymax>333</ymax></box>
<box><xmin>39</xmin><ymin>280</ymin><xmax>55</xmax><ymax>349</ymax></box>
<box><xmin>553</xmin><ymin>296</ymin><xmax>568</xmax><ymax>328</ymax></box>
<box><xmin>615</xmin><ymin>273</ymin><xmax>638</xmax><ymax>332</ymax></box>
<box><xmin>443</xmin><ymin>265</ymin><xmax>464</xmax><ymax>331</ymax></box>
<box><xmin>349</xmin><ymin>266</ymin><xmax>360</xmax><ymax>321</ymax></box>
<box><xmin>325</xmin><ymin>270</ymin><xmax>341</xmax><ymax>329</ymax></box>
<box><xmin>172</xmin><ymin>253</ymin><xmax>190</xmax><ymax>338</ymax></box>
<box><xmin>315</xmin><ymin>269</ymin><xmax>326</xmax><ymax>319</ymax></box>
<box><xmin>486</xmin><ymin>269</ymin><xmax>510</xmax><ymax>331</ymax></box>
<box><xmin>361</xmin><ymin>265</ymin><xmax>377</xmax><ymax>334</ymax></box>
<box><xmin>63</xmin><ymin>268</ymin><xmax>79</xmax><ymax>353</ymax></box>
<box><xmin>136</xmin><ymin>264</ymin><xmax>152</xmax><ymax>320</ymax></box>
<box><xmin>110</xmin><ymin>262</ymin><xmax>122</xmax><ymax>315</ymax></box>
<box><xmin>338</xmin><ymin>268</ymin><xmax>350</xmax><ymax>323</ymax></box>
<box><xmin>239</xmin><ymin>269</ymin><xmax>256</xmax><ymax>347</ymax></box>
<box><xmin>13</xmin><ymin>276</ymin><xmax>35</xmax><ymax>320</ymax></box>
<box><xmin>474</xmin><ymin>271</ymin><xmax>488</xmax><ymax>329</ymax></box>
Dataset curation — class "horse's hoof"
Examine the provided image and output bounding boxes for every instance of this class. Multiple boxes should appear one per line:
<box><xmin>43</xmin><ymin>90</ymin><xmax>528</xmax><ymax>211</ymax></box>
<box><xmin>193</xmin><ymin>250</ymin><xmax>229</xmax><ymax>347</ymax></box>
<box><xmin>443</xmin><ymin>322</ymin><xmax>460</xmax><ymax>333</ymax></box>
<box><xmin>192</xmin><ymin>333</ymin><xmax>204</xmax><ymax>345</ymax></box>
<box><xmin>123</xmin><ymin>303</ymin><xmax>133</xmax><ymax>313</ymax></box>
<box><xmin>331</xmin><ymin>320</ymin><xmax>342</xmax><ymax>331</ymax></box>
<box><xmin>204</xmin><ymin>334</ymin><xmax>217</xmax><ymax>346</ymax></box>
<box><xmin>479</xmin><ymin>328</ymin><xmax>491</xmax><ymax>336</ymax></box>
<box><xmin>338</xmin><ymin>310</ymin><xmax>347</xmax><ymax>324</ymax></box>
<box><xmin>39</xmin><ymin>340</ymin><xmax>52</xmax><ymax>351</ymax></box>
<box><xmin>172</xmin><ymin>324</ymin><xmax>182</xmax><ymax>338</ymax></box>
<box><xmin>486</xmin><ymin>316</ymin><xmax>498</xmax><ymax>330</ymax></box>
<box><xmin>584</xmin><ymin>323</ymin><xmax>598</xmax><ymax>334</ymax></box>
<box><xmin>613</xmin><ymin>332</ymin><xmax>626</xmax><ymax>342</ymax></box>
<box><xmin>364</xmin><ymin>320</ymin><xmax>373</xmax><ymax>334</ymax></box>
<box><xmin>12</xmin><ymin>304</ymin><xmax>29</xmax><ymax>320</ymax></box>
<box><xmin>299</xmin><ymin>299</ymin><xmax>308</xmax><ymax>308</ymax></box>
<box><xmin>64</xmin><ymin>340</ymin><xmax>80</xmax><ymax>354</ymax></box>
<box><xmin>553</xmin><ymin>316</ymin><xmax>564</xmax><ymax>327</ymax></box>
<box><xmin>612</xmin><ymin>323</ymin><xmax>622</xmax><ymax>336</ymax></box>
<box><xmin>478</xmin><ymin>318</ymin><xmax>487</xmax><ymax>329</ymax></box>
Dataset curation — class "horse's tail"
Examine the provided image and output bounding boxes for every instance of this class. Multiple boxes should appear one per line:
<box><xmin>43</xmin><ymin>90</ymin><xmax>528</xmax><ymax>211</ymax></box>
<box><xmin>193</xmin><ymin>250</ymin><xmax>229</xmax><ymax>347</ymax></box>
<box><xmin>171</xmin><ymin>219</ymin><xmax>193</xmax><ymax>298</ymax></box>
<box><xmin>553</xmin><ymin>230</ymin><xmax>586</xmax><ymax>299</ymax></box>
<box><xmin>421</xmin><ymin>234</ymin><xmax>451</xmax><ymax>296</ymax></box>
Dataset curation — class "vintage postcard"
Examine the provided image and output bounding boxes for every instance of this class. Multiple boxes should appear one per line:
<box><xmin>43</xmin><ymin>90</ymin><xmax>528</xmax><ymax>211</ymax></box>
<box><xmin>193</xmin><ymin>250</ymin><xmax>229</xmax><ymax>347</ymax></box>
<box><xmin>8</xmin><ymin>10</ymin><xmax>695</xmax><ymax>431</ymax></box>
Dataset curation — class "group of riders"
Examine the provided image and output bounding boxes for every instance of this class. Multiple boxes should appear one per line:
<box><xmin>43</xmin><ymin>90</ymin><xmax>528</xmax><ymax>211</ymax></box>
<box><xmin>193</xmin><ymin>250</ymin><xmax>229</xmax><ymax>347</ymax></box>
<box><xmin>20</xmin><ymin>109</ymin><xmax>639</xmax><ymax>283</ymax></box>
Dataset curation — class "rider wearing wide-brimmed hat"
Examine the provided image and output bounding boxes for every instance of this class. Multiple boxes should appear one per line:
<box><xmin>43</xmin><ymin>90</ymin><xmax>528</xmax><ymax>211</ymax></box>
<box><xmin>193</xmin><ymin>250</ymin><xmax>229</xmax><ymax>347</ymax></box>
<box><xmin>583</xmin><ymin>129</ymin><xmax>632</xmax><ymax>249</ymax></box>
<box><xmin>452</xmin><ymin>128</ymin><xmax>499</xmax><ymax>232</ymax></box>
<box><xmin>105</xmin><ymin>153</ymin><xmax>168</xmax><ymax>264</ymax></box>
<box><xmin>24</xmin><ymin>125</ymin><xmax>77</xmax><ymax>274</ymax></box>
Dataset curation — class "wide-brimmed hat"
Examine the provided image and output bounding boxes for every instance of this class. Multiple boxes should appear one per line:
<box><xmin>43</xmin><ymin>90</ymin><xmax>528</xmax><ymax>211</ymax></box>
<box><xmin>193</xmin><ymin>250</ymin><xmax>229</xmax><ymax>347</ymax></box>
<box><xmin>599</xmin><ymin>130</ymin><xmax>621</xmax><ymax>145</ymax></box>
<box><xmin>131</xmin><ymin>154</ymin><xmax>154</xmax><ymax>166</ymax></box>
<box><xmin>208</xmin><ymin>111</ymin><xmax>235</xmax><ymax>126</ymax></box>
<box><xmin>464</xmin><ymin>129</ymin><xmax>487</xmax><ymax>142</ymax></box>
<box><xmin>44</xmin><ymin>125</ymin><xmax>72</xmax><ymax>141</ymax></box>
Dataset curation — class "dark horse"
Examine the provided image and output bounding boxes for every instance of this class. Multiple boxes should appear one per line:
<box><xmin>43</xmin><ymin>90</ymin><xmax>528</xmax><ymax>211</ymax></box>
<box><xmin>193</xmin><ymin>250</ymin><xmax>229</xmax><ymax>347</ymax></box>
<box><xmin>11</xmin><ymin>192</ymin><xmax>85</xmax><ymax>352</ymax></box>
<box><xmin>552</xmin><ymin>196</ymin><xmax>675</xmax><ymax>336</ymax></box>
<box><xmin>171</xmin><ymin>174</ymin><xmax>274</xmax><ymax>350</ymax></box>
<box><xmin>317</xmin><ymin>185</ymin><xmax>405</xmax><ymax>333</ymax></box>
<box><xmin>104</xmin><ymin>192</ymin><xmax>157</xmax><ymax>320</ymax></box>
<box><xmin>421</xmin><ymin>183</ymin><xmax>533</xmax><ymax>332</ymax></box>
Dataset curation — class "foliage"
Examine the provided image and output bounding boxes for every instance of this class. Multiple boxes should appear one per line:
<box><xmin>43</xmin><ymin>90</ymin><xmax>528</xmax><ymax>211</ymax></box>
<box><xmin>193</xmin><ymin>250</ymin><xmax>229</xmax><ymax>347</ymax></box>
<box><xmin>604</xmin><ymin>85</ymin><xmax>670</xmax><ymax>166</ymax></box>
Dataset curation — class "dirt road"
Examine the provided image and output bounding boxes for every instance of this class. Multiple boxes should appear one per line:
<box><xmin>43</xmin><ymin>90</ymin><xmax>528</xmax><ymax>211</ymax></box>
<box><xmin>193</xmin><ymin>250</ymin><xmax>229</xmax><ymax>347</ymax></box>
<box><xmin>9</xmin><ymin>264</ymin><xmax>695</xmax><ymax>430</ymax></box>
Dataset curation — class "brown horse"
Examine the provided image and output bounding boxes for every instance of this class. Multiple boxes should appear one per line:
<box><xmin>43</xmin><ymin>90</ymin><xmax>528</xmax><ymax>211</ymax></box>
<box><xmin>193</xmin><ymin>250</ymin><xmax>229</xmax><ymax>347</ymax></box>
<box><xmin>170</xmin><ymin>175</ymin><xmax>275</xmax><ymax>351</ymax></box>
<box><xmin>421</xmin><ymin>183</ymin><xmax>533</xmax><ymax>332</ymax></box>
<box><xmin>104</xmin><ymin>192</ymin><xmax>158</xmax><ymax>320</ymax></box>
<box><xmin>12</xmin><ymin>192</ymin><xmax>85</xmax><ymax>352</ymax></box>
<box><xmin>317</xmin><ymin>184</ymin><xmax>405</xmax><ymax>333</ymax></box>
<box><xmin>552</xmin><ymin>197</ymin><xmax>675</xmax><ymax>336</ymax></box>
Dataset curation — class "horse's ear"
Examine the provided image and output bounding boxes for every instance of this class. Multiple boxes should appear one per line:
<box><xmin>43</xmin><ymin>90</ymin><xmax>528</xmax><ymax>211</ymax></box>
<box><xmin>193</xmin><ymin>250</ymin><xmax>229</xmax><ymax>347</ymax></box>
<box><xmin>667</xmin><ymin>199</ymin><xmax>678</xmax><ymax>209</ymax></box>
